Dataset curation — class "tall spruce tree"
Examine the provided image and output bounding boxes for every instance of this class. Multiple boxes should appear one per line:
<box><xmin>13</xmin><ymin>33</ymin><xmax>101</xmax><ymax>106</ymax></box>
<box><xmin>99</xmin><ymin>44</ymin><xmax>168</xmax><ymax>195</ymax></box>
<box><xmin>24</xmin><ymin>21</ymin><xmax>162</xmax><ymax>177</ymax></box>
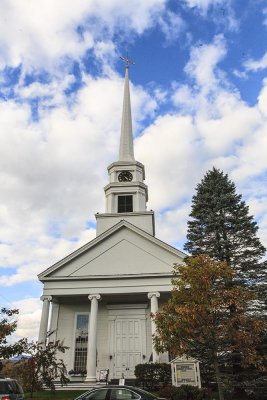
<box><xmin>184</xmin><ymin>168</ymin><xmax>266</xmax><ymax>394</ymax></box>
<box><xmin>184</xmin><ymin>168</ymin><xmax>266</xmax><ymax>292</ymax></box>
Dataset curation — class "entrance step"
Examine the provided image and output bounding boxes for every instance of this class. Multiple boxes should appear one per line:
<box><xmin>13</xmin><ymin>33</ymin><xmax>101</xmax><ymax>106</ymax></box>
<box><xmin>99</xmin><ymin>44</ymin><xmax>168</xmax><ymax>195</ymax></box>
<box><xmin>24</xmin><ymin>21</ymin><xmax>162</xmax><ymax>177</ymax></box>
<box><xmin>52</xmin><ymin>380</ymin><xmax>137</xmax><ymax>391</ymax></box>
<box><xmin>52</xmin><ymin>381</ymin><xmax>106</xmax><ymax>391</ymax></box>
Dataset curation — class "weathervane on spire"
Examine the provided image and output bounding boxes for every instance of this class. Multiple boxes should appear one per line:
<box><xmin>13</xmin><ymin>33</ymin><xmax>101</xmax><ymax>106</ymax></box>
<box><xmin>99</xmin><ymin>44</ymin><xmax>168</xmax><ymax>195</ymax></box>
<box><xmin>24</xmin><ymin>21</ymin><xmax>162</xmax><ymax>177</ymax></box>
<box><xmin>120</xmin><ymin>55</ymin><xmax>135</xmax><ymax>68</ymax></box>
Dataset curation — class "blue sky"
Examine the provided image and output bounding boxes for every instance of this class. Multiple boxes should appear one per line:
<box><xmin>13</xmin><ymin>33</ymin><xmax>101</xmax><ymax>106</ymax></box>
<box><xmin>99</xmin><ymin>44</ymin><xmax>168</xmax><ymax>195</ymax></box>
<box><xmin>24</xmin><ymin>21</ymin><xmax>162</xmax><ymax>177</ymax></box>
<box><xmin>0</xmin><ymin>0</ymin><xmax>267</xmax><ymax>339</ymax></box>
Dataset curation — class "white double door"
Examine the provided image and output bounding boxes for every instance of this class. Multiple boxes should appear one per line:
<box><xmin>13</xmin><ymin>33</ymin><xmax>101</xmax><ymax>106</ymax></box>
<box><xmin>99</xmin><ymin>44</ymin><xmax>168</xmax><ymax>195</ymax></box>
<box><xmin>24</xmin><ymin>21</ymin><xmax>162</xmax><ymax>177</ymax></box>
<box><xmin>114</xmin><ymin>318</ymin><xmax>142</xmax><ymax>378</ymax></box>
<box><xmin>108</xmin><ymin>307</ymin><xmax>147</xmax><ymax>379</ymax></box>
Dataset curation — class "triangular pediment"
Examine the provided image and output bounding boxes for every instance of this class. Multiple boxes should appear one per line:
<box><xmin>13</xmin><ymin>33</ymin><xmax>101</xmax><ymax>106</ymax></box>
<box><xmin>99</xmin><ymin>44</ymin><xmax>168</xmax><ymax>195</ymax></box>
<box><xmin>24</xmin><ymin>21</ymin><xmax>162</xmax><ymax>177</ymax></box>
<box><xmin>38</xmin><ymin>220</ymin><xmax>185</xmax><ymax>281</ymax></box>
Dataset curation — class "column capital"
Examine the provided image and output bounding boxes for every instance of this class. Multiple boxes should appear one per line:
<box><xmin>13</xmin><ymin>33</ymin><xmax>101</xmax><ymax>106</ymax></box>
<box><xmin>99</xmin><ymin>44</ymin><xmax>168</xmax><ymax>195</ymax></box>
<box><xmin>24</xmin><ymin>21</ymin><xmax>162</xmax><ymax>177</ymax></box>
<box><xmin>88</xmin><ymin>294</ymin><xmax>101</xmax><ymax>301</ymax></box>
<box><xmin>40</xmin><ymin>295</ymin><xmax>52</xmax><ymax>302</ymax></box>
<box><xmin>147</xmin><ymin>292</ymin><xmax>160</xmax><ymax>300</ymax></box>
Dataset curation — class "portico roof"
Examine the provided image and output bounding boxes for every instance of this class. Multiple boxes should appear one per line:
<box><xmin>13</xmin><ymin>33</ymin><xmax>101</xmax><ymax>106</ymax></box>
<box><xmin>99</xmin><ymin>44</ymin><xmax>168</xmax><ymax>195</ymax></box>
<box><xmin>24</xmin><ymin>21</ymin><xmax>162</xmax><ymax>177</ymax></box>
<box><xmin>38</xmin><ymin>219</ymin><xmax>186</xmax><ymax>281</ymax></box>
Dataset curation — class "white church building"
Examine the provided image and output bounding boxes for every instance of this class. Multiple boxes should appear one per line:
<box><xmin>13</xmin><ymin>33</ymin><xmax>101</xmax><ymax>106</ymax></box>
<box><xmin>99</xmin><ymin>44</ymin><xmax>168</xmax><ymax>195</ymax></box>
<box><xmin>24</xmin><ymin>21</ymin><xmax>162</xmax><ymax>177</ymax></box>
<box><xmin>38</xmin><ymin>62</ymin><xmax>185</xmax><ymax>383</ymax></box>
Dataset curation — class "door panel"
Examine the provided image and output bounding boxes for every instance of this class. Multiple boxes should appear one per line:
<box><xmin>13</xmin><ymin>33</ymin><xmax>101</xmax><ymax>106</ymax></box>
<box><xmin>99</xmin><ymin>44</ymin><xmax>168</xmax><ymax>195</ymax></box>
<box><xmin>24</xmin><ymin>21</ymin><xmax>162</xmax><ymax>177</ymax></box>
<box><xmin>128</xmin><ymin>352</ymin><xmax>141</xmax><ymax>377</ymax></box>
<box><xmin>114</xmin><ymin>318</ymin><xmax>142</xmax><ymax>378</ymax></box>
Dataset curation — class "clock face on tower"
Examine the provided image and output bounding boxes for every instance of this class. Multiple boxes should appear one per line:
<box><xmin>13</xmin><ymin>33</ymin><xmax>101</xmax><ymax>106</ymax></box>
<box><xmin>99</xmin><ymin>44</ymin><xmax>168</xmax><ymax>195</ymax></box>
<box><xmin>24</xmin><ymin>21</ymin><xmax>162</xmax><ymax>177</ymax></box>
<box><xmin>118</xmin><ymin>170</ymin><xmax>133</xmax><ymax>182</ymax></box>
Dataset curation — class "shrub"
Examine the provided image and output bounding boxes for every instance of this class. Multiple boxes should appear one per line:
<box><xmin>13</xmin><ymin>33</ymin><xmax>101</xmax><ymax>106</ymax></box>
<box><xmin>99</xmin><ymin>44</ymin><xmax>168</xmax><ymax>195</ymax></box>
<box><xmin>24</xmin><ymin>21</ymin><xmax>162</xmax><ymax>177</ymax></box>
<box><xmin>135</xmin><ymin>363</ymin><xmax>171</xmax><ymax>390</ymax></box>
<box><xmin>158</xmin><ymin>384</ymin><xmax>212</xmax><ymax>400</ymax></box>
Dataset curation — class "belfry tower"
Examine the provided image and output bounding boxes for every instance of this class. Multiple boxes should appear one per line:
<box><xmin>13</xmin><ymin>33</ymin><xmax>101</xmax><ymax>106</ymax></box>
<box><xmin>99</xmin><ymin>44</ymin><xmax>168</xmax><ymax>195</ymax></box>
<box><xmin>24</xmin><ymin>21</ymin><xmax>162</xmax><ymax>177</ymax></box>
<box><xmin>95</xmin><ymin>60</ymin><xmax>155</xmax><ymax>236</ymax></box>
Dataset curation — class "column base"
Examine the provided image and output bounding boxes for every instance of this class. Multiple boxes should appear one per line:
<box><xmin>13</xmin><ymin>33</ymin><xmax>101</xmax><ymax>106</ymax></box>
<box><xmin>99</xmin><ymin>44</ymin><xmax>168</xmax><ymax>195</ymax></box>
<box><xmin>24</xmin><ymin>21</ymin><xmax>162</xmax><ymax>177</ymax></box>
<box><xmin>84</xmin><ymin>376</ymin><xmax>97</xmax><ymax>383</ymax></box>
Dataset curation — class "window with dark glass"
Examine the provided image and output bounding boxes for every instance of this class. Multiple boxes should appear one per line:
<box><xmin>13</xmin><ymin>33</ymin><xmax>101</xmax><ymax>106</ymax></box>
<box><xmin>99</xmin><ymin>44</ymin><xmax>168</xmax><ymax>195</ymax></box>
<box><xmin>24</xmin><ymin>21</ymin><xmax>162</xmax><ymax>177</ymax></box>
<box><xmin>118</xmin><ymin>195</ymin><xmax>133</xmax><ymax>213</ymax></box>
<box><xmin>74</xmin><ymin>314</ymin><xmax>89</xmax><ymax>374</ymax></box>
<box><xmin>110</xmin><ymin>389</ymin><xmax>140</xmax><ymax>400</ymax></box>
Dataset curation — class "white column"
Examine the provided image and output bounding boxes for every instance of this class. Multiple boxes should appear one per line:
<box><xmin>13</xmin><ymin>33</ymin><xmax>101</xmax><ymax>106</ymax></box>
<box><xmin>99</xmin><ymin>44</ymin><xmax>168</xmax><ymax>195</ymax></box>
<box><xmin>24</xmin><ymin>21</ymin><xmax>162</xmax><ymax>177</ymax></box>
<box><xmin>48</xmin><ymin>300</ymin><xmax>59</xmax><ymax>342</ymax></box>
<box><xmin>148</xmin><ymin>292</ymin><xmax>160</xmax><ymax>362</ymax></box>
<box><xmin>85</xmin><ymin>294</ymin><xmax>101</xmax><ymax>382</ymax></box>
<box><xmin>38</xmin><ymin>295</ymin><xmax>52</xmax><ymax>346</ymax></box>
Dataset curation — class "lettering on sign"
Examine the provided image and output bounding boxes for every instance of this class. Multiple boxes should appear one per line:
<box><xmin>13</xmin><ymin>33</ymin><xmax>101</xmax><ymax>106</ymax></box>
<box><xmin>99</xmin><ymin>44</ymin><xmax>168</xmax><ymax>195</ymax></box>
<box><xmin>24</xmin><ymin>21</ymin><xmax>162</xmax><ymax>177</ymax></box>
<box><xmin>176</xmin><ymin>363</ymin><xmax>195</xmax><ymax>384</ymax></box>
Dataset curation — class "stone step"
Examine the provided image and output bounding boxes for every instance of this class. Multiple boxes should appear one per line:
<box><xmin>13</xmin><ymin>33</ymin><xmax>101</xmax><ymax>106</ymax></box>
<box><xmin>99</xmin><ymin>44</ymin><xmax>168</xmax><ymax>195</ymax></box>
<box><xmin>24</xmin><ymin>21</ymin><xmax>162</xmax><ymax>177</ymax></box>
<box><xmin>52</xmin><ymin>382</ymin><xmax>107</xmax><ymax>391</ymax></box>
<box><xmin>51</xmin><ymin>380</ymin><xmax>137</xmax><ymax>391</ymax></box>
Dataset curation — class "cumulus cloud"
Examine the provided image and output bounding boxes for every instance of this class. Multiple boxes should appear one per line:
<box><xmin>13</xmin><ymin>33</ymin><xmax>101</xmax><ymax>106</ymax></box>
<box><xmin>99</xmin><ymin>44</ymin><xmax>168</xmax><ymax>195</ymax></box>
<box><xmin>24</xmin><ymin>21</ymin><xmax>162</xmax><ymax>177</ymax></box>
<box><xmin>244</xmin><ymin>52</ymin><xmax>267</xmax><ymax>72</ymax></box>
<box><xmin>12</xmin><ymin>297</ymin><xmax>42</xmax><ymax>340</ymax></box>
<box><xmin>0</xmin><ymin>72</ymin><xmax>158</xmax><ymax>288</ymax></box>
<box><xmin>0</xmin><ymin>0</ymin><xmax>166</xmax><ymax>73</ymax></box>
<box><xmin>184</xmin><ymin>0</ymin><xmax>225</xmax><ymax>10</ymax></box>
<box><xmin>182</xmin><ymin>0</ymin><xmax>238</xmax><ymax>31</ymax></box>
<box><xmin>263</xmin><ymin>7</ymin><xmax>267</xmax><ymax>27</ymax></box>
<box><xmin>158</xmin><ymin>10</ymin><xmax>186</xmax><ymax>44</ymax></box>
<box><xmin>134</xmin><ymin>35</ymin><xmax>267</xmax><ymax>257</ymax></box>
<box><xmin>184</xmin><ymin>35</ymin><xmax>227</xmax><ymax>92</ymax></box>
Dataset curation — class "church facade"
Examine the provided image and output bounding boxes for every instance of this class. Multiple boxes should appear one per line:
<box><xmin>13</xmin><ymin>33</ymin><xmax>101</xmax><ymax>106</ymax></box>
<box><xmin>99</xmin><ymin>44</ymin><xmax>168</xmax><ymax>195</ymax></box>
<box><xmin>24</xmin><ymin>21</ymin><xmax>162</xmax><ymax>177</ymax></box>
<box><xmin>38</xmin><ymin>64</ymin><xmax>185</xmax><ymax>383</ymax></box>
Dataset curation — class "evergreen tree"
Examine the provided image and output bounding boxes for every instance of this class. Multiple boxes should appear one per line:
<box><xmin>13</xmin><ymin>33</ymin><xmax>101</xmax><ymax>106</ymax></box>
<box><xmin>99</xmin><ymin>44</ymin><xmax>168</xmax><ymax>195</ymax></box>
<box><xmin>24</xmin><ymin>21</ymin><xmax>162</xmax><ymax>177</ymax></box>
<box><xmin>184</xmin><ymin>167</ymin><xmax>266</xmax><ymax>291</ymax></box>
<box><xmin>184</xmin><ymin>168</ymin><xmax>267</xmax><ymax>395</ymax></box>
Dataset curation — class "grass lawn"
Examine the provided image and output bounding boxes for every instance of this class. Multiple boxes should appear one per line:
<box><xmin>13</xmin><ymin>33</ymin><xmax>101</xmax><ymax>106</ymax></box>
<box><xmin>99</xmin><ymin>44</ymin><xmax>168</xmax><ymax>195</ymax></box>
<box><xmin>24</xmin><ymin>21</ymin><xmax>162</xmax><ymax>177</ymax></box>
<box><xmin>25</xmin><ymin>390</ymin><xmax>85</xmax><ymax>400</ymax></box>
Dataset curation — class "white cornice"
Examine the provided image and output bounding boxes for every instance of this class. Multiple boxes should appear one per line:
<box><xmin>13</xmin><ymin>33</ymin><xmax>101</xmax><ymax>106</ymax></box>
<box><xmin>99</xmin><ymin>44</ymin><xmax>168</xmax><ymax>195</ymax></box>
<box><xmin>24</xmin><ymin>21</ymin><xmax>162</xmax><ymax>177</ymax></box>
<box><xmin>39</xmin><ymin>272</ymin><xmax>173</xmax><ymax>281</ymax></box>
<box><xmin>104</xmin><ymin>181</ymin><xmax>148</xmax><ymax>192</ymax></box>
<box><xmin>95</xmin><ymin>211</ymin><xmax>154</xmax><ymax>218</ymax></box>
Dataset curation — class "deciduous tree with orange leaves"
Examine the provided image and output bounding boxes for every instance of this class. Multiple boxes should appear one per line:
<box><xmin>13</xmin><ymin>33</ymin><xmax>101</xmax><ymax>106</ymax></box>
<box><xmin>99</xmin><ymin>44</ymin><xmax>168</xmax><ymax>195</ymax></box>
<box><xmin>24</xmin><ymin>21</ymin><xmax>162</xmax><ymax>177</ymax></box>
<box><xmin>153</xmin><ymin>255</ymin><xmax>266</xmax><ymax>400</ymax></box>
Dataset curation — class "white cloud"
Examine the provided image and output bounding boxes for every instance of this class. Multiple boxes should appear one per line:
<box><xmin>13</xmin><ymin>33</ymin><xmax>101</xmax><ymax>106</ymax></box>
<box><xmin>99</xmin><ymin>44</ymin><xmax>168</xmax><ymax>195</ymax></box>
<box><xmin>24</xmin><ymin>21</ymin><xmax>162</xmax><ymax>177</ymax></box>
<box><xmin>12</xmin><ymin>297</ymin><xmax>42</xmax><ymax>340</ymax></box>
<box><xmin>136</xmin><ymin>114</ymin><xmax>204</xmax><ymax>211</ymax></box>
<box><xmin>263</xmin><ymin>7</ymin><xmax>267</xmax><ymax>27</ymax></box>
<box><xmin>184</xmin><ymin>35</ymin><xmax>227</xmax><ymax>93</ymax></box>
<box><xmin>232</xmin><ymin>69</ymin><xmax>248</xmax><ymax>79</ymax></box>
<box><xmin>155</xmin><ymin>203</ymin><xmax>191</xmax><ymax>249</ymax></box>
<box><xmin>244</xmin><ymin>52</ymin><xmax>267</xmax><ymax>72</ymax></box>
<box><xmin>182</xmin><ymin>0</ymin><xmax>238</xmax><ymax>31</ymax></box>
<box><xmin>0</xmin><ymin>72</ymin><xmax>158</xmax><ymax>287</ymax></box>
<box><xmin>133</xmin><ymin>39</ymin><xmax>267</xmax><ymax>258</ymax></box>
<box><xmin>258</xmin><ymin>78</ymin><xmax>267</xmax><ymax>117</ymax></box>
<box><xmin>184</xmin><ymin>0</ymin><xmax>225</xmax><ymax>9</ymax></box>
<box><xmin>158</xmin><ymin>10</ymin><xmax>185</xmax><ymax>43</ymax></box>
<box><xmin>0</xmin><ymin>0</ymin><xmax>167</xmax><ymax>73</ymax></box>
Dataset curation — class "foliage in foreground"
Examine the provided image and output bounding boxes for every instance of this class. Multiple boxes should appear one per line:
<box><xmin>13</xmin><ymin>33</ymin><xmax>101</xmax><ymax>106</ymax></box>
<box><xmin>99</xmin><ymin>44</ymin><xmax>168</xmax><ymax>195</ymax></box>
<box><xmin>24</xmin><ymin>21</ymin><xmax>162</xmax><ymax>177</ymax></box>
<box><xmin>0</xmin><ymin>306</ymin><xmax>69</xmax><ymax>396</ymax></box>
<box><xmin>3</xmin><ymin>340</ymin><xmax>69</xmax><ymax>397</ymax></box>
<box><xmin>153</xmin><ymin>255</ymin><xmax>266</xmax><ymax>400</ymax></box>
<box><xmin>0</xmin><ymin>308</ymin><xmax>27</xmax><ymax>360</ymax></box>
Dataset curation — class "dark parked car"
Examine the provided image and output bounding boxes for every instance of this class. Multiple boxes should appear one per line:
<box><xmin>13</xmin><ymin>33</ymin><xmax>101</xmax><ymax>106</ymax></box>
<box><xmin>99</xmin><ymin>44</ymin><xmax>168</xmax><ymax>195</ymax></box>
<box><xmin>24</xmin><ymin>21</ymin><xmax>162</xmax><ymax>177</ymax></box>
<box><xmin>74</xmin><ymin>385</ymin><xmax>165</xmax><ymax>400</ymax></box>
<box><xmin>0</xmin><ymin>378</ymin><xmax>24</xmax><ymax>400</ymax></box>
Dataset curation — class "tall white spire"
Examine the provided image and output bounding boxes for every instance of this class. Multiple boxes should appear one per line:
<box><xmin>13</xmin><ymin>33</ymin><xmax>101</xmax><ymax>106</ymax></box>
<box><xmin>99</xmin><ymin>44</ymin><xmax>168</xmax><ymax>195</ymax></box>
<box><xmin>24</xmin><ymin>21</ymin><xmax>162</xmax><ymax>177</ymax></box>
<box><xmin>119</xmin><ymin>64</ymin><xmax>135</xmax><ymax>162</ymax></box>
<box><xmin>95</xmin><ymin>57</ymin><xmax>155</xmax><ymax>236</ymax></box>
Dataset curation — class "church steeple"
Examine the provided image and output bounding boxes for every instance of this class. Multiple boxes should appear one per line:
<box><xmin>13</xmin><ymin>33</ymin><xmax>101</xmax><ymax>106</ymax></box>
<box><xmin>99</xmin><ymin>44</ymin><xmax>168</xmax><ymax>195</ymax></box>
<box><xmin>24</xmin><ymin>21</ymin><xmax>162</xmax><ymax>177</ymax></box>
<box><xmin>95</xmin><ymin>59</ymin><xmax>155</xmax><ymax>236</ymax></box>
<box><xmin>119</xmin><ymin>65</ymin><xmax>135</xmax><ymax>162</ymax></box>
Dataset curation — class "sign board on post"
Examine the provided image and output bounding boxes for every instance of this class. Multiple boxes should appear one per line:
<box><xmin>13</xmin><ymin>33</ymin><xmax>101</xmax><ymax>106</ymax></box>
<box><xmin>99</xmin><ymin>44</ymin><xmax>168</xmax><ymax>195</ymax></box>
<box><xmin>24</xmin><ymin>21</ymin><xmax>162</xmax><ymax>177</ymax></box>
<box><xmin>119</xmin><ymin>373</ymin><xmax>125</xmax><ymax>386</ymax></box>
<box><xmin>99</xmin><ymin>369</ymin><xmax>109</xmax><ymax>383</ymax></box>
<box><xmin>170</xmin><ymin>356</ymin><xmax>201</xmax><ymax>388</ymax></box>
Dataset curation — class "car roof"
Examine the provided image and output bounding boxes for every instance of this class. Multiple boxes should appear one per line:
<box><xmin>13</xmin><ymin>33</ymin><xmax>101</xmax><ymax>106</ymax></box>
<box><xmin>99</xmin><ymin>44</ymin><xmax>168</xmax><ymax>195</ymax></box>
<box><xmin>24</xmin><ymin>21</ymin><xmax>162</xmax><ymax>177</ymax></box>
<box><xmin>85</xmin><ymin>386</ymin><xmax>138</xmax><ymax>390</ymax></box>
